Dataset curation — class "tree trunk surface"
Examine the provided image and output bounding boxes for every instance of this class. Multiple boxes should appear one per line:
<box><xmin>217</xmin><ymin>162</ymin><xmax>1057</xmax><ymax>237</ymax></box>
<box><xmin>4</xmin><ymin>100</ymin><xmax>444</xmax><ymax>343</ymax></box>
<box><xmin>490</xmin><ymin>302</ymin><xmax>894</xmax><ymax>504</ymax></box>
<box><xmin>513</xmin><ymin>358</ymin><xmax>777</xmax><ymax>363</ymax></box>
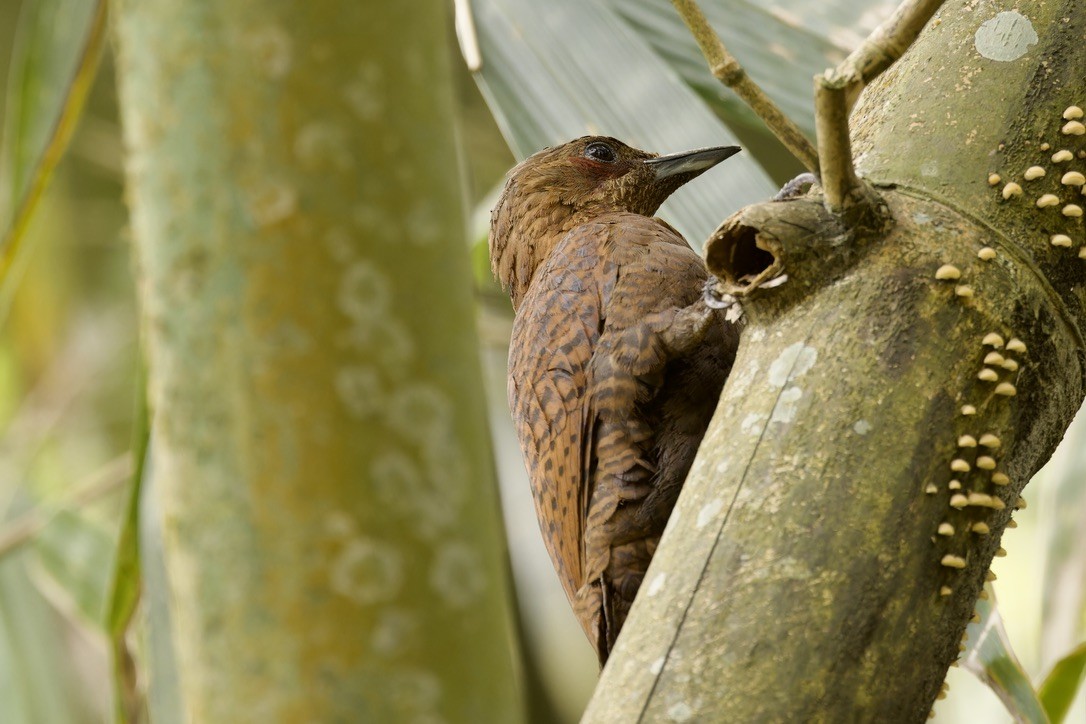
<box><xmin>112</xmin><ymin>2</ymin><xmax>523</xmax><ymax>721</ymax></box>
<box><xmin>586</xmin><ymin>0</ymin><xmax>1085</xmax><ymax>721</ymax></box>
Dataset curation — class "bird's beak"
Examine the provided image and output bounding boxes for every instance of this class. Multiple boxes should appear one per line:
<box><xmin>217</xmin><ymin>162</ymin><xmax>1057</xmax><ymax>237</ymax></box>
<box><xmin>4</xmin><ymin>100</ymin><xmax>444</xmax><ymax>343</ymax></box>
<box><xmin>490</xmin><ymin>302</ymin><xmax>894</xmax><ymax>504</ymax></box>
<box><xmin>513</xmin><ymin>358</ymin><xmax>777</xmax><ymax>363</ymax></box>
<box><xmin>644</xmin><ymin>145</ymin><xmax>741</xmax><ymax>181</ymax></box>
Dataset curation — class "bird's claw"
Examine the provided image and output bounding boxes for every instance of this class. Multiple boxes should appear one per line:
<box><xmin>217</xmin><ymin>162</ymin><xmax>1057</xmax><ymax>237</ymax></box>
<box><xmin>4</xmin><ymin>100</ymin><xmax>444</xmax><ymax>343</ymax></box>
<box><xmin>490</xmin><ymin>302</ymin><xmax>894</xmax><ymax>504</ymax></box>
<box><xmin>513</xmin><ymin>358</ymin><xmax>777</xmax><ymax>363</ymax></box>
<box><xmin>760</xmin><ymin>273</ymin><xmax>789</xmax><ymax>289</ymax></box>
<box><xmin>703</xmin><ymin>276</ymin><xmax>739</xmax><ymax>311</ymax></box>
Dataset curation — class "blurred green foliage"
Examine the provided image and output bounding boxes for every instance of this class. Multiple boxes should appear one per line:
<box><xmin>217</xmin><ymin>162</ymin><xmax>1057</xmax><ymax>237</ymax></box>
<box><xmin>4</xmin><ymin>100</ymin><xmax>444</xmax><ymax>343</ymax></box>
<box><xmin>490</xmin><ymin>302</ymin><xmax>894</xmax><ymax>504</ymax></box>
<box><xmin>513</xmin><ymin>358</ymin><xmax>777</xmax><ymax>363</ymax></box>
<box><xmin>0</xmin><ymin>1</ymin><xmax>131</xmax><ymax>721</ymax></box>
<box><xmin>1040</xmin><ymin>643</ymin><xmax>1086</xmax><ymax>724</ymax></box>
<box><xmin>0</xmin><ymin>0</ymin><xmax>1083</xmax><ymax>722</ymax></box>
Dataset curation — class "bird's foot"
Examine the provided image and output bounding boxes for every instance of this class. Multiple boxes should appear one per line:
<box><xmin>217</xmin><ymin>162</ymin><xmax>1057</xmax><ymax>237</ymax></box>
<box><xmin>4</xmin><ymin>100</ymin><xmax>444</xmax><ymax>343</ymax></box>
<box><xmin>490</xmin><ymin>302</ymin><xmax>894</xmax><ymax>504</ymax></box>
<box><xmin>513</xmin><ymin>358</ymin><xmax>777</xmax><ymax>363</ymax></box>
<box><xmin>703</xmin><ymin>275</ymin><xmax>735</xmax><ymax>309</ymax></box>
<box><xmin>774</xmin><ymin>172</ymin><xmax>820</xmax><ymax>201</ymax></box>
<box><xmin>660</xmin><ymin>299</ymin><xmax>717</xmax><ymax>359</ymax></box>
<box><xmin>703</xmin><ymin>276</ymin><xmax>744</xmax><ymax>323</ymax></box>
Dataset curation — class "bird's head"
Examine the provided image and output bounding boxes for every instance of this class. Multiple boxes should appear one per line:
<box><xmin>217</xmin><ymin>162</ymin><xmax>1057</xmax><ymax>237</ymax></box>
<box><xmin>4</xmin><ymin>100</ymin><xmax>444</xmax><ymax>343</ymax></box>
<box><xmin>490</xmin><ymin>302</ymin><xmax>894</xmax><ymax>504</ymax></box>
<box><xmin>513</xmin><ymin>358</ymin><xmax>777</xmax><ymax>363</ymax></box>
<box><xmin>489</xmin><ymin>136</ymin><xmax>740</xmax><ymax>307</ymax></box>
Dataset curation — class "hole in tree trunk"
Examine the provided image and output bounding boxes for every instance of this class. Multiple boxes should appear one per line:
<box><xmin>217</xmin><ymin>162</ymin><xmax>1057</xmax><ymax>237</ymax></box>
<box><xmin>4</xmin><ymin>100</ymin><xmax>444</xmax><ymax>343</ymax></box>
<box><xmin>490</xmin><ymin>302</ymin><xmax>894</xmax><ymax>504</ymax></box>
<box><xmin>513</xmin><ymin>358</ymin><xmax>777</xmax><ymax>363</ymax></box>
<box><xmin>707</xmin><ymin>223</ymin><xmax>776</xmax><ymax>287</ymax></box>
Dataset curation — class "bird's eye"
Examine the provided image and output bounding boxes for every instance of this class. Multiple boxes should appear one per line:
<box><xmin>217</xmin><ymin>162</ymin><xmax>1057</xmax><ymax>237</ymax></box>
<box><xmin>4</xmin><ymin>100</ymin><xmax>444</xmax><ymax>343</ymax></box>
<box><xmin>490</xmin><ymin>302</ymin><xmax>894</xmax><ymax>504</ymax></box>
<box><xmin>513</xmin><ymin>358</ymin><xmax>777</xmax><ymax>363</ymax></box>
<box><xmin>584</xmin><ymin>142</ymin><xmax>616</xmax><ymax>163</ymax></box>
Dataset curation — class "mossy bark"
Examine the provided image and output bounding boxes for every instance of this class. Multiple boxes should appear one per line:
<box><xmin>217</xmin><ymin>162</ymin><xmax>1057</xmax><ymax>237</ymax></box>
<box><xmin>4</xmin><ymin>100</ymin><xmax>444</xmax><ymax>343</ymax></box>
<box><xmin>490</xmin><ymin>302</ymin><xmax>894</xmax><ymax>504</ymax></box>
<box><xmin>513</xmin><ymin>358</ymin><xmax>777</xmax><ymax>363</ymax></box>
<box><xmin>112</xmin><ymin>2</ymin><xmax>522</xmax><ymax>720</ymax></box>
<box><xmin>586</xmin><ymin>0</ymin><xmax>1085</xmax><ymax>720</ymax></box>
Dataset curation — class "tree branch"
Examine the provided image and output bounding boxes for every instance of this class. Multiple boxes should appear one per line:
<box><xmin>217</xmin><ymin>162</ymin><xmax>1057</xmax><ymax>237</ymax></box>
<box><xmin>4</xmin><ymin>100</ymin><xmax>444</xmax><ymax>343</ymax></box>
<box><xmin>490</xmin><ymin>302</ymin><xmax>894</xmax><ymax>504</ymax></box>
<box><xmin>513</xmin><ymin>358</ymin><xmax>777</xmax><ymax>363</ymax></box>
<box><xmin>814</xmin><ymin>0</ymin><xmax>946</xmax><ymax>213</ymax></box>
<box><xmin>842</xmin><ymin>0</ymin><xmax>948</xmax><ymax>89</ymax></box>
<box><xmin>669</xmin><ymin>0</ymin><xmax>819</xmax><ymax>175</ymax></box>
<box><xmin>813</xmin><ymin>75</ymin><xmax>857</xmax><ymax>212</ymax></box>
<box><xmin>113</xmin><ymin>0</ymin><xmax>522</xmax><ymax>719</ymax></box>
<box><xmin>587</xmin><ymin>0</ymin><xmax>1084</xmax><ymax>719</ymax></box>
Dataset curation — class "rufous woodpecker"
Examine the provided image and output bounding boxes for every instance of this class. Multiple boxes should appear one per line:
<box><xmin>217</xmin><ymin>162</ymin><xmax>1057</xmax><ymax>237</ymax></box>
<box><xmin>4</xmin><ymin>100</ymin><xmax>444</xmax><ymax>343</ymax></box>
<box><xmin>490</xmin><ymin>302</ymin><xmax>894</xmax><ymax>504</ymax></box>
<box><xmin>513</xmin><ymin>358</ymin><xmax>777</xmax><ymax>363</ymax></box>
<box><xmin>490</xmin><ymin>136</ymin><xmax>742</xmax><ymax>664</ymax></box>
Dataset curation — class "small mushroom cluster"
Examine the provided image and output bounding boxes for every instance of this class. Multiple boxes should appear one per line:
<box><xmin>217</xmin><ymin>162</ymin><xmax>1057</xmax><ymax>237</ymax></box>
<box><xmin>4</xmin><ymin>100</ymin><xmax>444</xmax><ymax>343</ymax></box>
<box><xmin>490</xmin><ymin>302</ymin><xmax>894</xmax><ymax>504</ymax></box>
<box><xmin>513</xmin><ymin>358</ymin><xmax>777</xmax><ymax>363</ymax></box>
<box><xmin>922</xmin><ymin>330</ymin><xmax>1026</xmax><ymax>597</ymax></box>
<box><xmin>921</xmin><ymin>333</ymin><xmax>1028</xmax><ymax>714</ymax></box>
<box><xmin>933</xmin><ymin>241</ymin><xmax>1001</xmax><ymax>303</ymax></box>
<box><xmin>989</xmin><ymin>104</ymin><xmax>1086</xmax><ymax>256</ymax></box>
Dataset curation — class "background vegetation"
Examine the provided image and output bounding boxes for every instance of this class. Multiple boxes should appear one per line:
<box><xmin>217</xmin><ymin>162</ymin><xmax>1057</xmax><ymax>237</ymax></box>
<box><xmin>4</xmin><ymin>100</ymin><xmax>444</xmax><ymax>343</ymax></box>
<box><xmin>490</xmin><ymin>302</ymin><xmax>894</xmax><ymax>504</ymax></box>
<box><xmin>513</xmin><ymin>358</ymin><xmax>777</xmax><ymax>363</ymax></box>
<box><xmin>0</xmin><ymin>0</ymin><xmax>1082</xmax><ymax>721</ymax></box>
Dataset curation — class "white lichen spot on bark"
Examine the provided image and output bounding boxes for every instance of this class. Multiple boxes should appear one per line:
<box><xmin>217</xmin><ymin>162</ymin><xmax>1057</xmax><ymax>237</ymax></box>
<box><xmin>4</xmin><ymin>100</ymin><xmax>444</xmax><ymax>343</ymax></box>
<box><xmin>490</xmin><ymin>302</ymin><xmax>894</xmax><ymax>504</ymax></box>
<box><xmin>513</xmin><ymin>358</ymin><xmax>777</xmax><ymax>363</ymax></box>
<box><xmin>854</xmin><ymin>419</ymin><xmax>872</xmax><ymax>435</ymax></box>
<box><xmin>746</xmin><ymin>551</ymin><xmax>812</xmax><ymax>583</ymax></box>
<box><xmin>724</xmin><ymin>359</ymin><xmax>762</xmax><ymax>401</ymax></box>
<box><xmin>429</xmin><ymin>542</ymin><xmax>487</xmax><ymax>608</ymax></box>
<box><xmin>974</xmin><ymin>11</ymin><xmax>1037</xmax><ymax>62</ymax></box>
<box><xmin>371</xmin><ymin>444</ymin><xmax>465</xmax><ymax>538</ymax></box>
<box><xmin>696</xmin><ymin>498</ymin><xmax>724</xmax><ymax>529</ymax></box>
<box><xmin>339</xmin><ymin>260</ymin><xmax>392</xmax><ymax>322</ymax></box>
<box><xmin>741</xmin><ymin>412</ymin><xmax>768</xmax><ymax>436</ymax></box>
<box><xmin>335</xmin><ymin>264</ymin><xmax>472</xmax><ymax>536</ymax></box>
<box><xmin>245</xmin><ymin>25</ymin><xmax>293</xmax><ymax>79</ymax></box>
<box><xmin>329</xmin><ymin>534</ymin><xmax>404</xmax><ymax>605</ymax></box>
<box><xmin>329</xmin><ymin>206</ymin><xmax>476</xmax><ymax>569</ymax></box>
<box><xmin>647</xmin><ymin>573</ymin><xmax>667</xmax><ymax>597</ymax></box>
<box><xmin>770</xmin><ymin>386</ymin><xmax>804</xmax><ymax>424</ymax></box>
<box><xmin>662</xmin><ymin>505</ymin><xmax>681</xmax><ymax>536</ymax></box>
<box><xmin>666</xmin><ymin>701</ymin><xmax>695</xmax><ymax>722</ymax></box>
<box><xmin>767</xmin><ymin>342</ymin><xmax>818</xmax><ymax>388</ymax></box>
<box><xmin>246</xmin><ymin>179</ymin><xmax>298</xmax><ymax>227</ymax></box>
<box><xmin>685</xmin><ymin>454</ymin><xmax>709</xmax><ymax>483</ymax></box>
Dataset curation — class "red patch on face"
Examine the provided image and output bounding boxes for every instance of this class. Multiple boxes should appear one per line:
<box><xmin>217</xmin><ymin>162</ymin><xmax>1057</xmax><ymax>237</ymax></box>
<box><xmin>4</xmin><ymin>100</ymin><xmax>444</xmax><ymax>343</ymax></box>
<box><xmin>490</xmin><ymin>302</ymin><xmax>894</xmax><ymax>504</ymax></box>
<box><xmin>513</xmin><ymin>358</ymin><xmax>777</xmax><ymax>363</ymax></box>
<box><xmin>569</xmin><ymin>157</ymin><xmax>630</xmax><ymax>180</ymax></box>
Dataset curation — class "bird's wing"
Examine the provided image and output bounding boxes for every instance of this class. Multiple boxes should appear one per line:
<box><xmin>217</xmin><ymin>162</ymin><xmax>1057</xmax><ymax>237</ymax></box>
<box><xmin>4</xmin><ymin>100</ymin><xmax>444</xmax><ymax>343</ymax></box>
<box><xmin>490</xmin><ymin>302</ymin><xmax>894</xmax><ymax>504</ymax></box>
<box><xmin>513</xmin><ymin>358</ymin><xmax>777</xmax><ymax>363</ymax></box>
<box><xmin>597</xmin><ymin>215</ymin><xmax>710</xmax><ymax>375</ymax></box>
<box><xmin>508</xmin><ymin>214</ymin><xmax>707</xmax><ymax>619</ymax></box>
<box><xmin>508</xmin><ymin>222</ymin><xmax>614</xmax><ymax>607</ymax></box>
<box><xmin>580</xmin><ymin>217</ymin><xmax>709</xmax><ymax>606</ymax></box>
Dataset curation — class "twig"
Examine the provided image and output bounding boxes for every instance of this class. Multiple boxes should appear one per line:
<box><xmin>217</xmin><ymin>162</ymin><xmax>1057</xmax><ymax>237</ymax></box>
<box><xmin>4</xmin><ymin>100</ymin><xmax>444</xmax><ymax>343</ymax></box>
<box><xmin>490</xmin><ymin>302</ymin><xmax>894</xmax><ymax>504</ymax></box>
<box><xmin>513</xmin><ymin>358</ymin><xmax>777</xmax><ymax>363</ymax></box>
<box><xmin>814</xmin><ymin>75</ymin><xmax>859</xmax><ymax>211</ymax></box>
<box><xmin>669</xmin><ymin>0</ymin><xmax>819</xmax><ymax>175</ymax></box>
<box><xmin>840</xmin><ymin>0</ymin><xmax>947</xmax><ymax>94</ymax></box>
<box><xmin>0</xmin><ymin>0</ymin><xmax>108</xmax><ymax>314</ymax></box>
<box><xmin>815</xmin><ymin>0</ymin><xmax>946</xmax><ymax>212</ymax></box>
<box><xmin>0</xmin><ymin>453</ymin><xmax>132</xmax><ymax>560</ymax></box>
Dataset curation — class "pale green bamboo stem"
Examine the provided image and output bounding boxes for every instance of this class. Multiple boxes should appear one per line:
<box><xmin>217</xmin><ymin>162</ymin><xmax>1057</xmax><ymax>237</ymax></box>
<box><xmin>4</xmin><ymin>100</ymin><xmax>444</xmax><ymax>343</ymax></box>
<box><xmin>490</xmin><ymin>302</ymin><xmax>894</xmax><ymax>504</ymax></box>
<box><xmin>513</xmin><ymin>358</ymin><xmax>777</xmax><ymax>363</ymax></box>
<box><xmin>112</xmin><ymin>2</ymin><xmax>523</xmax><ymax>720</ymax></box>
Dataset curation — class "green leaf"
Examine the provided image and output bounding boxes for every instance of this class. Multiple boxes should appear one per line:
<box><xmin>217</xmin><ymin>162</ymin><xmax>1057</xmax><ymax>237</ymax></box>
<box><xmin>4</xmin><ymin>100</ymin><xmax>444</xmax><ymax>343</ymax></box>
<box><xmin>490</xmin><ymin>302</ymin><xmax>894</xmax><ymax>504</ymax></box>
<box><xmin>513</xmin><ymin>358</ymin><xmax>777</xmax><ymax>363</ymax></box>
<box><xmin>0</xmin><ymin>0</ymin><xmax>106</xmax><ymax>310</ymax></box>
<box><xmin>1038</xmin><ymin>642</ymin><xmax>1086</xmax><ymax>724</ymax></box>
<box><xmin>962</xmin><ymin>586</ymin><xmax>1051</xmax><ymax>724</ymax></box>
<box><xmin>466</xmin><ymin>0</ymin><xmax>777</xmax><ymax>246</ymax></box>
<box><xmin>31</xmin><ymin>507</ymin><xmax>115</xmax><ymax>623</ymax></box>
<box><xmin>105</xmin><ymin>364</ymin><xmax>150</xmax><ymax>724</ymax></box>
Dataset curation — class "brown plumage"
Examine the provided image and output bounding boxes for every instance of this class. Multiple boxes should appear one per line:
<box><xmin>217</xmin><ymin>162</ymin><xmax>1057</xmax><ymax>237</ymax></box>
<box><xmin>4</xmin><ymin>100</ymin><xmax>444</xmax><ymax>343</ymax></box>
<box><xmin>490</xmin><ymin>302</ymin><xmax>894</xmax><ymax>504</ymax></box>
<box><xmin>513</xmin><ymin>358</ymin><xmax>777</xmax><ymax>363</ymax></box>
<box><xmin>490</xmin><ymin>136</ymin><xmax>742</xmax><ymax>664</ymax></box>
